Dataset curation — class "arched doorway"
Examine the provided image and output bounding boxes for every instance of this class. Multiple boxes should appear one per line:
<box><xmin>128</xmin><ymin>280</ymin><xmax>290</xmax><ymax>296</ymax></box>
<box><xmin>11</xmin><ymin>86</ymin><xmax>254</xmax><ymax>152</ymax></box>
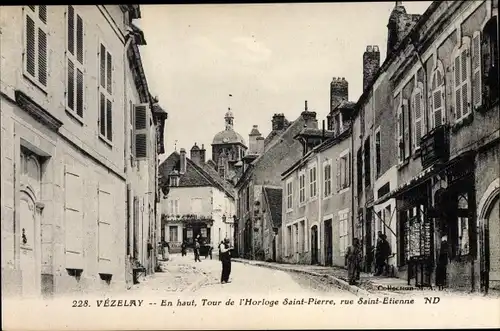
<box><xmin>19</xmin><ymin>149</ymin><xmax>43</xmax><ymax>297</ymax></box>
<box><xmin>478</xmin><ymin>179</ymin><xmax>500</xmax><ymax>293</ymax></box>
<box><xmin>311</xmin><ymin>225</ymin><xmax>319</xmax><ymax>265</ymax></box>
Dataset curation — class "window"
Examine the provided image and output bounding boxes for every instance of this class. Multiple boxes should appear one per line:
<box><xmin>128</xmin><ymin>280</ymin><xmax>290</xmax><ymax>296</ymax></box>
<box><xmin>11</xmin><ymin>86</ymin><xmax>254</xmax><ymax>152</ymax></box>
<box><xmin>98</xmin><ymin>42</ymin><xmax>113</xmax><ymax>142</ymax></box>
<box><xmin>169</xmin><ymin>226</ymin><xmax>178</xmax><ymax>242</ymax></box>
<box><xmin>23</xmin><ymin>6</ymin><xmax>48</xmax><ymax>89</ymax></box>
<box><xmin>375</xmin><ymin>129</ymin><xmax>381</xmax><ymax>177</ymax></box>
<box><xmin>169</xmin><ymin>199</ymin><xmax>179</xmax><ymax>215</ymax></box>
<box><xmin>286</xmin><ymin>179</ymin><xmax>293</xmax><ymax>211</ymax></box>
<box><xmin>191</xmin><ymin>198</ymin><xmax>202</xmax><ymax>214</ymax></box>
<box><xmin>471</xmin><ymin>31</ymin><xmax>482</xmax><ymax>110</ymax></box>
<box><xmin>356</xmin><ymin>147</ymin><xmax>363</xmax><ymax>193</ymax></box>
<box><xmin>482</xmin><ymin>18</ymin><xmax>499</xmax><ymax>104</ymax></box>
<box><xmin>299</xmin><ymin>171</ymin><xmax>306</xmax><ymax>204</ymax></box>
<box><xmin>339</xmin><ymin>212</ymin><xmax>349</xmax><ymax>257</ymax></box>
<box><xmin>134</xmin><ymin>104</ymin><xmax>149</xmax><ymax>158</ymax></box>
<box><xmin>364</xmin><ymin>137</ymin><xmax>371</xmax><ymax>187</ymax></box>
<box><xmin>411</xmin><ymin>84</ymin><xmax>425</xmax><ymax>152</ymax></box>
<box><xmin>129</xmin><ymin>101</ymin><xmax>134</xmax><ymax>156</ymax></box>
<box><xmin>169</xmin><ymin>176</ymin><xmax>179</xmax><ymax>187</ymax></box>
<box><xmin>337</xmin><ymin>151</ymin><xmax>351</xmax><ymax>191</ymax></box>
<box><xmin>300</xmin><ymin>220</ymin><xmax>306</xmax><ymax>253</ymax></box>
<box><xmin>66</xmin><ymin>6</ymin><xmax>85</xmax><ymax>119</ymax></box>
<box><xmin>397</xmin><ymin>99</ymin><xmax>410</xmax><ymax>163</ymax></box>
<box><xmin>447</xmin><ymin>191</ymin><xmax>475</xmax><ymax>259</ymax></box>
<box><xmin>245</xmin><ymin>186</ymin><xmax>250</xmax><ymax>211</ymax></box>
<box><xmin>429</xmin><ymin>62</ymin><xmax>446</xmax><ymax>129</ymax></box>
<box><xmin>323</xmin><ymin>161</ymin><xmax>332</xmax><ymax>197</ymax></box>
<box><xmin>309</xmin><ymin>165</ymin><xmax>317</xmax><ymax>198</ymax></box>
<box><xmin>287</xmin><ymin>225</ymin><xmax>292</xmax><ymax>256</ymax></box>
<box><xmin>453</xmin><ymin>38</ymin><xmax>472</xmax><ymax>122</ymax></box>
<box><xmin>294</xmin><ymin>223</ymin><xmax>299</xmax><ymax>254</ymax></box>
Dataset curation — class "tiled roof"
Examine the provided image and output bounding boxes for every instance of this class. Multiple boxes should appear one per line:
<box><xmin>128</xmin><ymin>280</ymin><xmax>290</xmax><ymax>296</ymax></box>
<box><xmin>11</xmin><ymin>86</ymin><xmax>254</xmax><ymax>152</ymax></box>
<box><xmin>295</xmin><ymin>127</ymin><xmax>334</xmax><ymax>138</ymax></box>
<box><xmin>263</xmin><ymin>187</ymin><xmax>282</xmax><ymax>228</ymax></box>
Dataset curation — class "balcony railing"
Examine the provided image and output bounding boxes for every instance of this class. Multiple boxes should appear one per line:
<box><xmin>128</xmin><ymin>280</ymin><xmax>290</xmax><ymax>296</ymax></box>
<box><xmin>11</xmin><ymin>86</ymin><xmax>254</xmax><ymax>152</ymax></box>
<box><xmin>420</xmin><ymin>125</ymin><xmax>450</xmax><ymax>169</ymax></box>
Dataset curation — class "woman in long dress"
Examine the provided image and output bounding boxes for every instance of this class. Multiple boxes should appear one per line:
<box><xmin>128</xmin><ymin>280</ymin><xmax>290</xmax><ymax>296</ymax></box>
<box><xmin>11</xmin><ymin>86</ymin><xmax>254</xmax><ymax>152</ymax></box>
<box><xmin>345</xmin><ymin>238</ymin><xmax>362</xmax><ymax>285</ymax></box>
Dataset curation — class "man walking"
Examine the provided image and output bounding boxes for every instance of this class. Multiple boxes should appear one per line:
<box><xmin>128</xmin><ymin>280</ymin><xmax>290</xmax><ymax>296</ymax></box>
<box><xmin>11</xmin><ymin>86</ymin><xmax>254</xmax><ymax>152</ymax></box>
<box><xmin>194</xmin><ymin>237</ymin><xmax>202</xmax><ymax>262</ymax></box>
<box><xmin>220</xmin><ymin>238</ymin><xmax>233</xmax><ymax>284</ymax></box>
<box><xmin>375</xmin><ymin>232</ymin><xmax>391</xmax><ymax>276</ymax></box>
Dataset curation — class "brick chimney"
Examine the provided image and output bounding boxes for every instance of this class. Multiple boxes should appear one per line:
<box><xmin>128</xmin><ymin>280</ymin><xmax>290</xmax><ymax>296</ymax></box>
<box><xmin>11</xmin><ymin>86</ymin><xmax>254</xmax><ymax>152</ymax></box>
<box><xmin>301</xmin><ymin>100</ymin><xmax>318</xmax><ymax>129</ymax></box>
<box><xmin>272</xmin><ymin>113</ymin><xmax>286</xmax><ymax>131</ymax></box>
<box><xmin>179</xmin><ymin>148</ymin><xmax>187</xmax><ymax>173</ymax></box>
<box><xmin>330</xmin><ymin>77</ymin><xmax>348</xmax><ymax>112</ymax></box>
<box><xmin>190</xmin><ymin>143</ymin><xmax>201</xmax><ymax>164</ymax></box>
<box><xmin>363</xmin><ymin>45</ymin><xmax>380</xmax><ymax>92</ymax></box>
<box><xmin>256</xmin><ymin>136</ymin><xmax>265</xmax><ymax>154</ymax></box>
<box><xmin>249</xmin><ymin>125</ymin><xmax>262</xmax><ymax>154</ymax></box>
<box><xmin>200</xmin><ymin>144</ymin><xmax>206</xmax><ymax>163</ymax></box>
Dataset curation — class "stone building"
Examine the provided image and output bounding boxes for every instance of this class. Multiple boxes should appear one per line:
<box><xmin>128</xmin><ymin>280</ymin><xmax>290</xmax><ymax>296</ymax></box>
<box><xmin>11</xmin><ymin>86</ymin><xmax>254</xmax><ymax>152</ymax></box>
<box><xmin>211</xmin><ymin>109</ymin><xmax>248</xmax><ymax>183</ymax></box>
<box><xmin>0</xmin><ymin>5</ymin><xmax>166</xmax><ymax>297</ymax></box>
<box><xmin>354</xmin><ymin>0</ymin><xmax>499</xmax><ymax>292</ymax></box>
<box><xmin>159</xmin><ymin>146</ymin><xmax>236</xmax><ymax>252</ymax></box>
<box><xmin>235</xmin><ymin>102</ymin><xmax>319</xmax><ymax>260</ymax></box>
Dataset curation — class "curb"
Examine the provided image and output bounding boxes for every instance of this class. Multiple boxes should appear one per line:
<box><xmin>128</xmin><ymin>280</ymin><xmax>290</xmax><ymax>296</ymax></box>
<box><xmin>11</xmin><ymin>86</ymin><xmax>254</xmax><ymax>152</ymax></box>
<box><xmin>233</xmin><ymin>259</ymin><xmax>371</xmax><ymax>297</ymax></box>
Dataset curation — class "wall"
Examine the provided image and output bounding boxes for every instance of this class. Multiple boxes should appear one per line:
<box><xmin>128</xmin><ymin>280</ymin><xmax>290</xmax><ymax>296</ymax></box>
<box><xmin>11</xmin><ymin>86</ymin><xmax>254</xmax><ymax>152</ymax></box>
<box><xmin>1</xmin><ymin>5</ymin><xmax>130</xmax><ymax>297</ymax></box>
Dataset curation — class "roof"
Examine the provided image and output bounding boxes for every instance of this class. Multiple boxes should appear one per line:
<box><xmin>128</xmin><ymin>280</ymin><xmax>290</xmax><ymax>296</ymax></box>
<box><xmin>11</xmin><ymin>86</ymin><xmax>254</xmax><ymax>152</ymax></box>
<box><xmin>206</xmin><ymin>159</ymin><xmax>216</xmax><ymax>168</ymax></box>
<box><xmin>159</xmin><ymin>152</ymin><xmax>235</xmax><ymax>199</ymax></box>
<box><xmin>212</xmin><ymin>129</ymin><xmax>246</xmax><ymax>145</ymax></box>
<box><xmin>263</xmin><ymin>187</ymin><xmax>282</xmax><ymax>229</ymax></box>
<box><xmin>295</xmin><ymin>127</ymin><xmax>334</xmax><ymax>139</ymax></box>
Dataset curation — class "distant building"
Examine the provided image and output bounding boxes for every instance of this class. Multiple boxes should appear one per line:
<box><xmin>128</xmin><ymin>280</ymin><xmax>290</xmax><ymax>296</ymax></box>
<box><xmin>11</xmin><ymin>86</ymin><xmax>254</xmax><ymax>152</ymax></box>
<box><xmin>159</xmin><ymin>146</ymin><xmax>236</xmax><ymax>252</ymax></box>
<box><xmin>235</xmin><ymin>102</ymin><xmax>321</xmax><ymax>261</ymax></box>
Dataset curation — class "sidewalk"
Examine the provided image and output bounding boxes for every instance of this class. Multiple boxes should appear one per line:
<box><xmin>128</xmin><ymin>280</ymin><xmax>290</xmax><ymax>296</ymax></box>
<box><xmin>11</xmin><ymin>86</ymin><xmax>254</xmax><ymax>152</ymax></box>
<box><xmin>232</xmin><ymin>258</ymin><xmax>495</xmax><ymax>298</ymax></box>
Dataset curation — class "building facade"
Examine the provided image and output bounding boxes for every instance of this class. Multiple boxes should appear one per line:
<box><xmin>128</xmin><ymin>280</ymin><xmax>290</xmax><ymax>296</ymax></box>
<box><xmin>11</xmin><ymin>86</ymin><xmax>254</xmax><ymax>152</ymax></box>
<box><xmin>0</xmin><ymin>5</ymin><xmax>166</xmax><ymax>297</ymax></box>
<box><xmin>235</xmin><ymin>104</ymin><xmax>319</xmax><ymax>260</ymax></box>
<box><xmin>355</xmin><ymin>0</ymin><xmax>499</xmax><ymax>292</ymax></box>
<box><xmin>159</xmin><ymin>147</ymin><xmax>236</xmax><ymax>253</ymax></box>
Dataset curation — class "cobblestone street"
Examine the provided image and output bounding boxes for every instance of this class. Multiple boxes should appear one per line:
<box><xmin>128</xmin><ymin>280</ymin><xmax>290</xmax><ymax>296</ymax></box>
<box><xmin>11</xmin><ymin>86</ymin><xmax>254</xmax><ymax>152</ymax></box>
<box><xmin>128</xmin><ymin>254</ymin><xmax>354</xmax><ymax>296</ymax></box>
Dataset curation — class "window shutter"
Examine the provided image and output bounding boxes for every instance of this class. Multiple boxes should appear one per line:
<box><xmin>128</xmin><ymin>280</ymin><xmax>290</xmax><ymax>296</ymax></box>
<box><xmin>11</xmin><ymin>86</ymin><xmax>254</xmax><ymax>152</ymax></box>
<box><xmin>76</xmin><ymin>68</ymin><xmax>84</xmax><ymax>117</ymax></box>
<box><xmin>397</xmin><ymin>105</ymin><xmax>403</xmax><ymax>162</ymax></box>
<box><xmin>99</xmin><ymin>92</ymin><xmax>106</xmax><ymax>136</ymax></box>
<box><xmin>76</xmin><ymin>15</ymin><xmax>84</xmax><ymax>64</ymax></box>
<box><xmin>413</xmin><ymin>90</ymin><xmax>423</xmax><ymax>150</ymax></box>
<box><xmin>38</xmin><ymin>5</ymin><xmax>47</xmax><ymax>23</ymax></box>
<box><xmin>98</xmin><ymin>183</ymin><xmax>114</xmax><ymax>272</ymax></box>
<box><xmin>106</xmin><ymin>53</ymin><xmax>113</xmax><ymax>94</ymax></box>
<box><xmin>461</xmin><ymin>48</ymin><xmax>471</xmax><ymax>116</ymax></box>
<box><xmin>26</xmin><ymin>15</ymin><xmax>36</xmax><ymax>77</ymax></box>
<box><xmin>106</xmin><ymin>99</ymin><xmax>112</xmax><ymax>141</ymax></box>
<box><xmin>67</xmin><ymin>59</ymin><xmax>75</xmax><ymax>111</ymax></box>
<box><xmin>454</xmin><ymin>53</ymin><xmax>462</xmax><ymax>119</ymax></box>
<box><xmin>100</xmin><ymin>44</ymin><xmax>106</xmax><ymax>88</ymax></box>
<box><xmin>403</xmin><ymin>100</ymin><xmax>410</xmax><ymax>160</ymax></box>
<box><xmin>38</xmin><ymin>27</ymin><xmax>47</xmax><ymax>86</ymax></box>
<box><xmin>67</xmin><ymin>6</ymin><xmax>75</xmax><ymax>56</ymax></box>
<box><xmin>472</xmin><ymin>32</ymin><xmax>482</xmax><ymax>109</ymax></box>
<box><xmin>134</xmin><ymin>103</ymin><xmax>150</xmax><ymax>159</ymax></box>
<box><xmin>347</xmin><ymin>152</ymin><xmax>351</xmax><ymax>186</ymax></box>
<box><xmin>336</xmin><ymin>158</ymin><xmax>340</xmax><ymax>192</ymax></box>
<box><xmin>64</xmin><ymin>164</ymin><xmax>84</xmax><ymax>269</ymax></box>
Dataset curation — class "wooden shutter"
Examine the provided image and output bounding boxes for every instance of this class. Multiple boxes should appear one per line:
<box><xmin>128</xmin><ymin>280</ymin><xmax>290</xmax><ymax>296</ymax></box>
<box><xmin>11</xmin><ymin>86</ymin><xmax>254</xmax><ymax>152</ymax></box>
<box><xmin>347</xmin><ymin>152</ymin><xmax>351</xmax><ymax>187</ymax></box>
<box><xmin>461</xmin><ymin>47</ymin><xmax>471</xmax><ymax>117</ymax></box>
<box><xmin>454</xmin><ymin>52</ymin><xmax>462</xmax><ymax>119</ymax></box>
<box><xmin>106</xmin><ymin>99</ymin><xmax>112</xmax><ymax>141</ymax></box>
<box><xmin>402</xmin><ymin>99</ymin><xmax>410</xmax><ymax>160</ymax></box>
<box><xmin>336</xmin><ymin>157</ymin><xmax>340</xmax><ymax>192</ymax></box>
<box><xmin>24</xmin><ymin>6</ymin><xmax>47</xmax><ymax>87</ymax></box>
<box><xmin>431</xmin><ymin>70</ymin><xmax>446</xmax><ymax>128</ymax></box>
<box><xmin>130</xmin><ymin>100</ymin><xmax>135</xmax><ymax>157</ymax></box>
<box><xmin>412</xmin><ymin>89</ymin><xmax>423</xmax><ymax>151</ymax></box>
<box><xmin>98</xmin><ymin>183</ymin><xmax>114</xmax><ymax>272</ymax></box>
<box><xmin>134</xmin><ymin>103</ymin><xmax>150</xmax><ymax>159</ymax></box>
<box><xmin>64</xmin><ymin>164</ymin><xmax>84</xmax><ymax>269</ymax></box>
<box><xmin>472</xmin><ymin>31</ymin><xmax>482</xmax><ymax>109</ymax></box>
<box><xmin>397</xmin><ymin>104</ymin><xmax>404</xmax><ymax>162</ymax></box>
<box><xmin>26</xmin><ymin>13</ymin><xmax>36</xmax><ymax>77</ymax></box>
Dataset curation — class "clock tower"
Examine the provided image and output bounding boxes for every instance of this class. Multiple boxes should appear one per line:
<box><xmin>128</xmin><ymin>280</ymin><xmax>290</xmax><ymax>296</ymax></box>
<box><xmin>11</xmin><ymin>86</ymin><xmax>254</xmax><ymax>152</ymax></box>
<box><xmin>211</xmin><ymin>109</ymin><xmax>248</xmax><ymax>181</ymax></box>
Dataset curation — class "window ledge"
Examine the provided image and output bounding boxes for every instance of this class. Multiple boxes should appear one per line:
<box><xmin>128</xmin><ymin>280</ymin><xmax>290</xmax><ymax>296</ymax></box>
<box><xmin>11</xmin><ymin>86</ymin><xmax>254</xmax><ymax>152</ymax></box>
<box><xmin>412</xmin><ymin>148</ymin><xmax>421</xmax><ymax>160</ymax></box>
<box><xmin>452</xmin><ymin>112</ymin><xmax>474</xmax><ymax>133</ymax></box>
<box><xmin>476</xmin><ymin>99</ymin><xmax>499</xmax><ymax>114</ymax></box>
<box><xmin>99</xmin><ymin>134</ymin><xmax>113</xmax><ymax>148</ymax></box>
<box><xmin>309</xmin><ymin>197</ymin><xmax>318</xmax><ymax>202</ymax></box>
<box><xmin>338</xmin><ymin>187</ymin><xmax>350</xmax><ymax>195</ymax></box>
<box><xmin>65</xmin><ymin>109</ymin><xmax>84</xmax><ymax>126</ymax></box>
<box><xmin>397</xmin><ymin>159</ymin><xmax>410</xmax><ymax>170</ymax></box>
<box><xmin>23</xmin><ymin>72</ymin><xmax>48</xmax><ymax>95</ymax></box>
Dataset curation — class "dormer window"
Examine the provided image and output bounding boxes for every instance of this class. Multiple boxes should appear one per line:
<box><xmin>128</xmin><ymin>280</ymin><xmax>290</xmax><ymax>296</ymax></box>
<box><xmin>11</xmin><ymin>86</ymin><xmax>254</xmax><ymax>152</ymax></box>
<box><xmin>169</xmin><ymin>176</ymin><xmax>179</xmax><ymax>187</ymax></box>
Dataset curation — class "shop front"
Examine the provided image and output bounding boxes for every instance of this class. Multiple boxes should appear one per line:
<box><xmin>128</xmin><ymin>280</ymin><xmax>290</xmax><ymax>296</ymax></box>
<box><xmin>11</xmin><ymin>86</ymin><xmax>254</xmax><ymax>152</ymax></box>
<box><xmin>182</xmin><ymin>217</ymin><xmax>214</xmax><ymax>248</ymax></box>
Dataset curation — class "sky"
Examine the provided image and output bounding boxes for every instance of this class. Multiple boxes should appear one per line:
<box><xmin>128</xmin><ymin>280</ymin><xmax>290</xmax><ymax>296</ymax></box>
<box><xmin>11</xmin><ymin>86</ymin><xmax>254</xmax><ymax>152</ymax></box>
<box><xmin>135</xmin><ymin>2</ymin><xmax>433</xmax><ymax>162</ymax></box>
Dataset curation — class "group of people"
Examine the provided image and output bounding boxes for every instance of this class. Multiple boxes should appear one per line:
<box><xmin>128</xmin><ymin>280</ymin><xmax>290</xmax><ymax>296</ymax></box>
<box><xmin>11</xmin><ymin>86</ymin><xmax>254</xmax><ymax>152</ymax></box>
<box><xmin>345</xmin><ymin>231</ymin><xmax>392</xmax><ymax>285</ymax></box>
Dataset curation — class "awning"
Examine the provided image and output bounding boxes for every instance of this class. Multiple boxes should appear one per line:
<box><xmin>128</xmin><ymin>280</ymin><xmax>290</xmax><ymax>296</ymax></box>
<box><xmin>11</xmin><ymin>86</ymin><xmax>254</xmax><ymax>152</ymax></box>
<box><xmin>368</xmin><ymin>164</ymin><xmax>440</xmax><ymax>207</ymax></box>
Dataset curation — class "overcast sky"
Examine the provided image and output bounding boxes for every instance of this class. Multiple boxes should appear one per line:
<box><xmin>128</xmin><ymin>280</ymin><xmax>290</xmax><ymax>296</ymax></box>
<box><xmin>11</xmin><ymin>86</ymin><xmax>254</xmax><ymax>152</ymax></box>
<box><xmin>135</xmin><ymin>2</ymin><xmax>432</xmax><ymax>162</ymax></box>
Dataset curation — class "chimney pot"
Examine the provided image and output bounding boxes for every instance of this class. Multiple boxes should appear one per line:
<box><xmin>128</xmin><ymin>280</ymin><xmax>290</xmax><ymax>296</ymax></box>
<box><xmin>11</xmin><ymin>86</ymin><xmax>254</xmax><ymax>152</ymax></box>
<box><xmin>374</xmin><ymin>45</ymin><xmax>380</xmax><ymax>52</ymax></box>
<box><xmin>366</xmin><ymin>45</ymin><xmax>373</xmax><ymax>52</ymax></box>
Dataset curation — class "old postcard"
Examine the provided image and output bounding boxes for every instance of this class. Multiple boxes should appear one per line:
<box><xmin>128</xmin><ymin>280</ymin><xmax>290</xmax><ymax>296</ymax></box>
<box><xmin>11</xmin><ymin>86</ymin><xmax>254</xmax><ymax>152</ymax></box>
<box><xmin>1</xmin><ymin>2</ymin><xmax>500</xmax><ymax>330</ymax></box>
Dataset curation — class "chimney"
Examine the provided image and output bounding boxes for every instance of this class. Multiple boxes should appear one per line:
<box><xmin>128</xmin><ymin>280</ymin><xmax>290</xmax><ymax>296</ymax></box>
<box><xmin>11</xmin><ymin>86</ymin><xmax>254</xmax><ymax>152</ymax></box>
<box><xmin>387</xmin><ymin>1</ymin><xmax>408</xmax><ymax>57</ymax></box>
<box><xmin>363</xmin><ymin>45</ymin><xmax>380</xmax><ymax>92</ymax></box>
<box><xmin>256</xmin><ymin>136</ymin><xmax>265</xmax><ymax>154</ymax></box>
<box><xmin>179</xmin><ymin>148</ymin><xmax>187</xmax><ymax>173</ymax></box>
<box><xmin>190</xmin><ymin>143</ymin><xmax>201</xmax><ymax>164</ymax></box>
<box><xmin>200</xmin><ymin>144</ymin><xmax>206</xmax><ymax>163</ymax></box>
<box><xmin>330</xmin><ymin>77</ymin><xmax>348</xmax><ymax>111</ymax></box>
<box><xmin>301</xmin><ymin>100</ymin><xmax>318</xmax><ymax>128</ymax></box>
<box><xmin>248</xmin><ymin>125</ymin><xmax>262</xmax><ymax>154</ymax></box>
<box><xmin>272</xmin><ymin>113</ymin><xmax>286</xmax><ymax>131</ymax></box>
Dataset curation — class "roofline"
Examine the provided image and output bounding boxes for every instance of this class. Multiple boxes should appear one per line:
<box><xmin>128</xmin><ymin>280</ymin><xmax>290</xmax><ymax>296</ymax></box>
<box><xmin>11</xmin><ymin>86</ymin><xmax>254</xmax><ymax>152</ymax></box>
<box><xmin>353</xmin><ymin>1</ymin><xmax>440</xmax><ymax>115</ymax></box>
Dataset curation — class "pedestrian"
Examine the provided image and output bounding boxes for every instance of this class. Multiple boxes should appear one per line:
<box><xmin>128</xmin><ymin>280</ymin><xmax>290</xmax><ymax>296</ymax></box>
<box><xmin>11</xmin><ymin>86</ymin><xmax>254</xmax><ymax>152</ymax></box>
<box><xmin>181</xmin><ymin>241</ymin><xmax>187</xmax><ymax>256</ymax></box>
<box><xmin>374</xmin><ymin>232</ymin><xmax>391</xmax><ymax>276</ymax></box>
<box><xmin>436</xmin><ymin>235</ymin><xmax>450</xmax><ymax>289</ymax></box>
<box><xmin>218</xmin><ymin>241</ymin><xmax>224</xmax><ymax>261</ymax></box>
<box><xmin>163</xmin><ymin>240</ymin><xmax>170</xmax><ymax>261</ymax></box>
<box><xmin>220</xmin><ymin>238</ymin><xmax>233</xmax><ymax>284</ymax></box>
<box><xmin>345</xmin><ymin>238</ymin><xmax>362</xmax><ymax>285</ymax></box>
<box><xmin>209</xmin><ymin>243</ymin><xmax>213</xmax><ymax>260</ymax></box>
<box><xmin>194</xmin><ymin>238</ymin><xmax>201</xmax><ymax>262</ymax></box>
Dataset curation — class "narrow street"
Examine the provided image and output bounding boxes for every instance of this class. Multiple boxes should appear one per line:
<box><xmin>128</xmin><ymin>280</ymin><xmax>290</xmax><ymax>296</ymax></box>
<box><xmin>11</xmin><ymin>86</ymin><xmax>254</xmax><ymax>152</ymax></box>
<box><xmin>129</xmin><ymin>254</ymin><xmax>354</xmax><ymax>296</ymax></box>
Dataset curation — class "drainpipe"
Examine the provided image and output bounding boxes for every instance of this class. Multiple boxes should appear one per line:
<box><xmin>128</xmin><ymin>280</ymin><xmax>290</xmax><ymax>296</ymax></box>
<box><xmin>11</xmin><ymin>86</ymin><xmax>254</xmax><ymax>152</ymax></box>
<box><xmin>317</xmin><ymin>150</ymin><xmax>322</xmax><ymax>264</ymax></box>
<box><xmin>350</xmin><ymin>126</ymin><xmax>355</xmax><ymax>249</ymax></box>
